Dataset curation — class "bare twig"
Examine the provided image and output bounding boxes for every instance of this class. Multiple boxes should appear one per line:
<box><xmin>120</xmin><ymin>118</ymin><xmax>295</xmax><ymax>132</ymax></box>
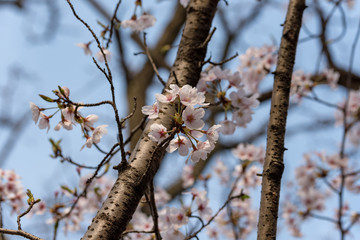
<box><xmin>143</xmin><ymin>33</ymin><xmax>166</xmax><ymax>87</ymax></box>
<box><xmin>0</xmin><ymin>228</ymin><xmax>44</xmax><ymax>240</ymax></box>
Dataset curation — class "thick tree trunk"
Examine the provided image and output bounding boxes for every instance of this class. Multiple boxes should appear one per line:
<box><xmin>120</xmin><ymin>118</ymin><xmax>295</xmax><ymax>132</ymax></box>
<box><xmin>257</xmin><ymin>0</ymin><xmax>306</xmax><ymax>240</ymax></box>
<box><xmin>81</xmin><ymin>1</ymin><xmax>219</xmax><ymax>239</ymax></box>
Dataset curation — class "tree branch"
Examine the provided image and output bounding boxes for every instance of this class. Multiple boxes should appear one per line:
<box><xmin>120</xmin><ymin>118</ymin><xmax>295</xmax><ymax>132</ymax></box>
<box><xmin>257</xmin><ymin>0</ymin><xmax>306</xmax><ymax>239</ymax></box>
<box><xmin>81</xmin><ymin>1</ymin><xmax>219</xmax><ymax>239</ymax></box>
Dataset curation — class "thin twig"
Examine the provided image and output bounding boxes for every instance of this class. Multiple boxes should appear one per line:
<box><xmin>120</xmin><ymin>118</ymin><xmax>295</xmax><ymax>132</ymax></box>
<box><xmin>0</xmin><ymin>228</ymin><xmax>44</xmax><ymax>240</ymax></box>
<box><xmin>17</xmin><ymin>199</ymin><xmax>41</xmax><ymax>230</ymax></box>
<box><xmin>148</xmin><ymin>181</ymin><xmax>162</xmax><ymax>240</ymax></box>
<box><xmin>106</xmin><ymin>0</ymin><xmax>122</xmax><ymax>49</ymax></box>
<box><xmin>143</xmin><ymin>33</ymin><xmax>166</xmax><ymax>87</ymax></box>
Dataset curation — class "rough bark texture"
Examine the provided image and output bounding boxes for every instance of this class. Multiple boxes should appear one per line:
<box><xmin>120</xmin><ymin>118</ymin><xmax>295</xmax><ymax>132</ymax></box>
<box><xmin>257</xmin><ymin>1</ymin><xmax>306</xmax><ymax>240</ymax></box>
<box><xmin>81</xmin><ymin>0</ymin><xmax>219</xmax><ymax>239</ymax></box>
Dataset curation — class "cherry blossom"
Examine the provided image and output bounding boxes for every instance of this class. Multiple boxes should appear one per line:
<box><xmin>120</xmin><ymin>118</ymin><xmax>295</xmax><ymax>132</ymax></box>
<box><xmin>182</xmin><ymin>106</ymin><xmax>205</xmax><ymax>130</ymax></box>
<box><xmin>82</xmin><ymin>125</ymin><xmax>108</xmax><ymax>149</ymax></box>
<box><xmin>219</xmin><ymin>120</ymin><xmax>236</xmax><ymax>135</ymax></box>
<box><xmin>316</xmin><ymin>152</ymin><xmax>348</xmax><ymax>169</ymax></box>
<box><xmin>155</xmin><ymin>84</ymin><xmax>179</xmax><ymax>103</ymax></box>
<box><xmin>48</xmin><ymin>174</ymin><xmax>114</xmax><ymax>233</ymax></box>
<box><xmin>154</xmin><ymin>187</ymin><xmax>171</xmax><ymax>206</ymax></box>
<box><xmin>82</xmin><ymin>114</ymin><xmax>99</xmax><ymax>131</ymax></box>
<box><xmin>76</xmin><ymin>42</ymin><xmax>92</xmax><ymax>56</ymax></box>
<box><xmin>54</xmin><ymin>118</ymin><xmax>73</xmax><ymax>131</ymax></box>
<box><xmin>0</xmin><ymin>169</ymin><xmax>26</xmax><ymax>214</ymax></box>
<box><xmin>141</xmin><ymin>101</ymin><xmax>159</xmax><ymax>119</ymax></box>
<box><xmin>232</xmin><ymin>108</ymin><xmax>253</xmax><ymax>127</ymax></box>
<box><xmin>206</xmin><ymin>124</ymin><xmax>221</xmax><ymax>144</ymax></box>
<box><xmin>96</xmin><ymin>48</ymin><xmax>111</xmax><ymax>62</ymax></box>
<box><xmin>38</xmin><ymin>112</ymin><xmax>51</xmax><ymax>132</ymax></box>
<box><xmin>290</xmin><ymin>69</ymin><xmax>313</xmax><ymax>99</ymax></box>
<box><xmin>167</xmin><ymin>136</ymin><xmax>192</xmax><ymax>156</ymax></box>
<box><xmin>181</xmin><ymin>165</ymin><xmax>195</xmax><ymax>188</ymax></box>
<box><xmin>179</xmin><ymin>85</ymin><xmax>207</xmax><ymax>107</ymax></box>
<box><xmin>322</xmin><ymin>68</ymin><xmax>339</xmax><ymax>89</ymax></box>
<box><xmin>121</xmin><ymin>14</ymin><xmax>156</xmax><ymax>32</ymax></box>
<box><xmin>169</xmin><ymin>207</ymin><xmax>189</xmax><ymax>229</ymax></box>
<box><xmin>232</xmin><ymin>143</ymin><xmax>265</xmax><ymax>163</ymax></box>
<box><xmin>148</xmin><ymin>123</ymin><xmax>168</xmax><ymax>143</ymax></box>
<box><xmin>191</xmin><ymin>140</ymin><xmax>214</xmax><ymax>162</ymax></box>
<box><xmin>29</xmin><ymin>102</ymin><xmax>41</xmax><ymax>124</ymax></box>
<box><xmin>91</xmin><ymin>125</ymin><xmax>108</xmax><ymax>144</ymax></box>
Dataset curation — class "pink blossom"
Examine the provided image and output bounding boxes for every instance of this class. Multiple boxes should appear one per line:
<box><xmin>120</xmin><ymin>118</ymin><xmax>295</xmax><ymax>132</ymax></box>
<box><xmin>0</xmin><ymin>169</ymin><xmax>25</xmax><ymax>214</ymax></box>
<box><xmin>191</xmin><ymin>140</ymin><xmax>214</xmax><ymax>162</ymax></box>
<box><xmin>182</xmin><ymin>106</ymin><xmax>205</xmax><ymax>130</ymax></box>
<box><xmin>96</xmin><ymin>48</ymin><xmax>111</xmax><ymax>62</ymax></box>
<box><xmin>206</xmin><ymin>227</ymin><xmax>219</xmax><ymax>239</ymax></box>
<box><xmin>206</xmin><ymin>124</ymin><xmax>221</xmax><ymax>144</ymax></box>
<box><xmin>82</xmin><ymin>125</ymin><xmax>108</xmax><ymax>149</ymax></box>
<box><xmin>62</xmin><ymin>107</ymin><xmax>75</xmax><ymax>123</ymax></box>
<box><xmin>181</xmin><ymin>165</ymin><xmax>195</xmax><ymax>188</ymax></box>
<box><xmin>179</xmin><ymin>85</ymin><xmax>207</xmax><ymax>107</ymax></box>
<box><xmin>54</xmin><ymin>119</ymin><xmax>73</xmax><ymax>131</ymax></box>
<box><xmin>297</xmin><ymin>187</ymin><xmax>325</xmax><ymax>211</ymax></box>
<box><xmin>316</xmin><ymin>152</ymin><xmax>348</xmax><ymax>169</ymax></box>
<box><xmin>156</xmin><ymin>84</ymin><xmax>179</xmax><ymax>103</ymax></box>
<box><xmin>154</xmin><ymin>187</ymin><xmax>170</xmax><ymax>206</ymax></box>
<box><xmin>141</xmin><ymin>101</ymin><xmax>159</xmax><ymax>119</ymax></box>
<box><xmin>227</xmin><ymin>71</ymin><xmax>242</xmax><ymax>88</ymax></box>
<box><xmin>121</xmin><ymin>14</ymin><xmax>156</xmax><ymax>32</ymax></box>
<box><xmin>32</xmin><ymin>201</ymin><xmax>47</xmax><ymax>215</ymax></box>
<box><xmin>232</xmin><ymin>108</ymin><xmax>253</xmax><ymax>127</ymax></box>
<box><xmin>232</xmin><ymin>143</ymin><xmax>265</xmax><ymax>163</ymax></box>
<box><xmin>322</xmin><ymin>68</ymin><xmax>339</xmax><ymax>89</ymax></box>
<box><xmin>92</xmin><ymin>125</ymin><xmax>108</xmax><ymax>144</ymax></box>
<box><xmin>38</xmin><ymin>112</ymin><xmax>50</xmax><ymax>132</ymax></box>
<box><xmin>167</xmin><ymin>136</ymin><xmax>192</xmax><ymax>156</ymax></box>
<box><xmin>290</xmin><ymin>70</ymin><xmax>313</xmax><ymax>98</ymax></box>
<box><xmin>219</xmin><ymin>120</ymin><xmax>236</xmax><ymax>135</ymax></box>
<box><xmin>29</xmin><ymin>102</ymin><xmax>40</xmax><ymax>124</ymax></box>
<box><xmin>76</xmin><ymin>42</ymin><xmax>92</xmax><ymax>55</ymax></box>
<box><xmin>148</xmin><ymin>123</ymin><xmax>168</xmax><ymax>143</ymax></box>
<box><xmin>82</xmin><ymin>114</ymin><xmax>99</xmax><ymax>131</ymax></box>
<box><xmin>196</xmin><ymin>197</ymin><xmax>212</xmax><ymax>220</ymax></box>
<box><xmin>229</xmin><ymin>89</ymin><xmax>251</xmax><ymax>108</ymax></box>
<box><xmin>169</xmin><ymin>207</ymin><xmax>189</xmax><ymax>229</ymax></box>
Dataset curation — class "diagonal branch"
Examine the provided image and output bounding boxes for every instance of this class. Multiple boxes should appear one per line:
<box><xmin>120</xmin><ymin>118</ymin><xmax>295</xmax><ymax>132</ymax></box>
<box><xmin>81</xmin><ymin>1</ymin><xmax>219</xmax><ymax>239</ymax></box>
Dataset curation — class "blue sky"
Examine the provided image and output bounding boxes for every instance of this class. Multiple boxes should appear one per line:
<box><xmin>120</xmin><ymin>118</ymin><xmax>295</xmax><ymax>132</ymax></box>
<box><xmin>1</xmin><ymin>0</ymin><xmax>360</xmax><ymax>239</ymax></box>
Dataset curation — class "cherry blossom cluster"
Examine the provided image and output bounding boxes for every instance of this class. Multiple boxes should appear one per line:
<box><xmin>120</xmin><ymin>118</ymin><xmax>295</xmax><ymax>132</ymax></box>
<box><xmin>197</xmin><ymin>65</ymin><xmax>260</xmax><ymax>135</ymax></box>
<box><xmin>290</xmin><ymin>68</ymin><xmax>340</xmax><ymax>101</ymax></box>
<box><xmin>209</xmin><ymin>144</ymin><xmax>264</xmax><ymax>239</ymax></box>
<box><xmin>0</xmin><ymin>169</ymin><xmax>26</xmax><ymax>214</ymax></box>
<box><xmin>122</xmin><ymin>143</ymin><xmax>264</xmax><ymax>239</ymax></box>
<box><xmin>142</xmin><ymin>84</ymin><xmax>222</xmax><ymax>162</ymax></box>
<box><xmin>46</xmin><ymin>174</ymin><xmax>114</xmax><ymax>233</ymax></box>
<box><xmin>335</xmin><ymin>89</ymin><xmax>360</xmax><ymax>146</ymax></box>
<box><xmin>238</xmin><ymin>45</ymin><xmax>277</xmax><ymax>93</ymax></box>
<box><xmin>30</xmin><ymin>86</ymin><xmax>108</xmax><ymax>150</ymax></box>
<box><xmin>124</xmin><ymin>187</ymin><xmax>214</xmax><ymax>240</ymax></box>
<box><xmin>120</xmin><ymin>0</ymin><xmax>156</xmax><ymax>32</ymax></box>
<box><xmin>179</xmin><ymin>143</ymin><xmax>264</xmax><ymax>239</ymax></box>
<box><xmin>281</xmin><ymin>151</ymin><xmax>360</xmax><ymax>237</ymax></box>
